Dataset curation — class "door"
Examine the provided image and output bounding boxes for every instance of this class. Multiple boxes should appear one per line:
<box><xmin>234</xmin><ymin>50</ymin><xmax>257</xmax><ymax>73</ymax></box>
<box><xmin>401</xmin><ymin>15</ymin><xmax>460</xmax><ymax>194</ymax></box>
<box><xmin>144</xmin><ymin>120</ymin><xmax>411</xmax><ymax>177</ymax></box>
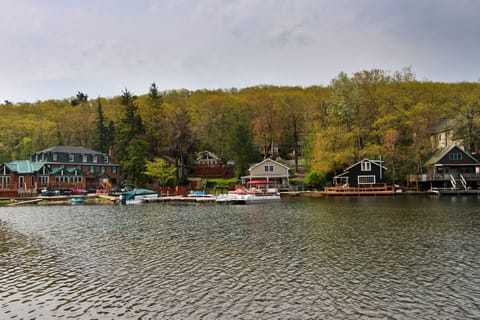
<box><xmin>18</xmin><ymin>176</ymin><xmax>25</xmax><ymax>189</ymax></box>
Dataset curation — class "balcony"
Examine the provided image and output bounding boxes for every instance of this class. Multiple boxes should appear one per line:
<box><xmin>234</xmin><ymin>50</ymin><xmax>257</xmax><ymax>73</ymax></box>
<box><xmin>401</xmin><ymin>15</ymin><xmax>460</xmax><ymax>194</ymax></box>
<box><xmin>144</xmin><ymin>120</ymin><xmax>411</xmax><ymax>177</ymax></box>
<box><xmin>408</xmin><ymin>173</ymin><xmax>480</xmax><ymax>182</ymax></box>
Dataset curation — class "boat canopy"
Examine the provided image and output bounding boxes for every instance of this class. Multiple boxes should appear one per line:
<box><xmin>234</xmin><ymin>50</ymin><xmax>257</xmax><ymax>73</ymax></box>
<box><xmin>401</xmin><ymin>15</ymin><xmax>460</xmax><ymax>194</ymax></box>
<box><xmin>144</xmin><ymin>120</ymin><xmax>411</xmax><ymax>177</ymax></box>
<box><xmin>123</xmin><ymin>188</ymin><xmax>157</xmax><ymax>200</ymax></box>
<box><xmin>246</xmin><ymin>180</ymin><xmax>276</xmax><ymax>185</ymax></box>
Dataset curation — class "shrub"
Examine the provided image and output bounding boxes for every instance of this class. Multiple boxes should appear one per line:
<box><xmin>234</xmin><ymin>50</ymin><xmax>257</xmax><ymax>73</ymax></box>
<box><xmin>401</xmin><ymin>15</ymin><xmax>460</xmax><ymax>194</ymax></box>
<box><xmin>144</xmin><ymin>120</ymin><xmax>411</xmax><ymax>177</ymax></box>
<box><xmin>305</xmin><ymin>170</ymin><xmax>326</xmax><ymax>190</ymax></box>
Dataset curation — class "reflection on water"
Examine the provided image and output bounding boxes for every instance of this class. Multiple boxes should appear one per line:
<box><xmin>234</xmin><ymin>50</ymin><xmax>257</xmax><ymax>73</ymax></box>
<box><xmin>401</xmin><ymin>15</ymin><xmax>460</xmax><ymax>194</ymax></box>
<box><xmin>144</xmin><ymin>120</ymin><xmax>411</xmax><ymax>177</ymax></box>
<box><xmin>1</xmin><ymin>196</ymin><xmax>480</xmax><ymax>319</ymax></box>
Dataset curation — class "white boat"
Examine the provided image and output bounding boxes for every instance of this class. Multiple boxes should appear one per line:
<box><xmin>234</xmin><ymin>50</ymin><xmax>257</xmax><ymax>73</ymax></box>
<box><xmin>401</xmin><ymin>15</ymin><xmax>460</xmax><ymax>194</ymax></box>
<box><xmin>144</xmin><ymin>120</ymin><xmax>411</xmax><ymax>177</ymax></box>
<box><xmin>227</xmin><ymin>180</ymin><xmax>281</xmax><ymax>204</ymax></box>
<box><xmin>119</xmin><ymin>188</ymin><xmax>158</xmax><ymax>204</ymax></box>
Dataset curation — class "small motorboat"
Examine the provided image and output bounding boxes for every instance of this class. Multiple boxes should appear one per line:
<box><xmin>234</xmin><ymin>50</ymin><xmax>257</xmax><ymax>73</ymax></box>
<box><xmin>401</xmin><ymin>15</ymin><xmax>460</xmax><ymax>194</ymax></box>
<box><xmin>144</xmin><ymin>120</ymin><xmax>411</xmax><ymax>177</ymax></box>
<box><xmin>68</xmin><ymin>197</ymin><xmax>85</xmax><ymax>205</ymax></box>
<box><xmin>119</xmin><ymin>188</ymin><xmax>158</xmax><ymax>204</ymax></box>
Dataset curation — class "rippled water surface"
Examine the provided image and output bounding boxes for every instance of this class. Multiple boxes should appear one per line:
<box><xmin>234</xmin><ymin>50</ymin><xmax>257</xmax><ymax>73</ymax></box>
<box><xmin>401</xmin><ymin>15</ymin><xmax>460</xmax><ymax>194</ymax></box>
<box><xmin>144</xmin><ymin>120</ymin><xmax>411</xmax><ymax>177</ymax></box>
<box><xmin>1</xmin><ymin>196</ymin><xmax>480</xmax><ymax>319</ymax></box>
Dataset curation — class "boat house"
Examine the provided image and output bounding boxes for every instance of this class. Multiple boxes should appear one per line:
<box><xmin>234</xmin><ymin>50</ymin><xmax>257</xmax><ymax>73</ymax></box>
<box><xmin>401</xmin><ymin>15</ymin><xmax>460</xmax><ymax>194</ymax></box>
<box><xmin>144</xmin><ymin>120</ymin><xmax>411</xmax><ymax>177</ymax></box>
<box><xmin>331</xmin><ymin>158</ymin><xmax>387</xmax><ymax>188</ymax></box>
<box><xmin>408</xmin><ymin>144</ymin><xmax>480</xmax><ymax>190</ymax></box>
<box><xmin>324</xmin><ymin>158</ymin><xmax>393</xmax><ymax>195</ymax></box>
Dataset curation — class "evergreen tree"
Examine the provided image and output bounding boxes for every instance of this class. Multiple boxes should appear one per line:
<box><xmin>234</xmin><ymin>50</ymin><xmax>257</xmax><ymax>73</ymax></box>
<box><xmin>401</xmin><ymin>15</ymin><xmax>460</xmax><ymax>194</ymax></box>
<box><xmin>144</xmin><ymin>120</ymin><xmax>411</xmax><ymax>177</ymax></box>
<box><xmin>116</xmin><ymin>89</ymin><xmax>148</xmax><ymax>185</ymax></box>
<box><xmin>145</xmin><ymin>83</ymin><xmax>165</xmax><ymax>155</ymax></box>
<box><xmin>94</xmin><ymin>98</ymin><xmax>109</xmax><ymax>153</ymax></box>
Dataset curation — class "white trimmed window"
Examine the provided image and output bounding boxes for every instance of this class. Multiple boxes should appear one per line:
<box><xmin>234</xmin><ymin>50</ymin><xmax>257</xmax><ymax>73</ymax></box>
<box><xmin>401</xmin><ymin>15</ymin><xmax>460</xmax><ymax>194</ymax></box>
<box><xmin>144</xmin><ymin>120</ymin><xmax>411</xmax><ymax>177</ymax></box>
<box><xmin>449</xmin><ymin>152</ymin><xmax>462</xmax><ymax>160</ymax></box>
<box><xmin>0</xmin><ymin>176</ymin><xmax>10</xmax><ymax>188</ymax></box>
<box><xmin>53</xmin><ymin>153</ymin><xmax>58</xmax><ymax>161</ymax></box>
<box><xmin>93</xmin><ymin>155</ymin><xmax>98</xmax><ymax>163</ymax></box>
<box><xmin>69</xmin><ymin>154</ymin><xmax>74</xmax><ymax>162</ymax></box>
<box><xmin>264</xmin><ymin>165</ymin><xmax>274</xmax><ymax>172</ymax></box>
<box><xmin>361</xmin><ymin>161</ymin><xmax>371</xmax><ymax>171</ymax></box>
<box><xmin>358</xmin><ymin>175</ymin><xmax>376</xmax><ymax>185</ymax></box>
<box><xmin>83</xmin><ymin>154</ymin><xmax>88</xmax><ymax>162</ymax></box>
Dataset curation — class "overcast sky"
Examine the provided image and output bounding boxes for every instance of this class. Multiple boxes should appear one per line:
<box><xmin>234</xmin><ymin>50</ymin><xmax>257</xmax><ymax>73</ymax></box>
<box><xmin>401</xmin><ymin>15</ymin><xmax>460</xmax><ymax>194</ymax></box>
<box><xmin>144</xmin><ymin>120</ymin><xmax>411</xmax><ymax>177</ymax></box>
<box><xmin>1</xmin><ymin>0</ymin><xmax>479</xmax><ymax>103</ymax></box>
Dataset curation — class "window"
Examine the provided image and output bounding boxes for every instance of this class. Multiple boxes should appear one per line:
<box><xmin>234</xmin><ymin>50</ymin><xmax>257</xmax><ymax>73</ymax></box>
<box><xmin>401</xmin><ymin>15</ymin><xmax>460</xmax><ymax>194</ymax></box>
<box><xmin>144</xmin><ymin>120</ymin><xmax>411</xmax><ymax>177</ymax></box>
<box><xmin>358</xmin><ymin>175</ymin><xmax>376</xmax><ymax>185</ymax></box>
<box><xmin>53</xmin><ymin>153</ymin><xmax>58</xmax><ymax>161</ymax></box>
<box><xmin>89</xmin><ymin>165</ymin><xmax>95</xmax><ymax>173</ymax></box>
<box><xmin>39</xmin><ymin>176</ymin><xmax>49</xmax><ymax>186</ymax></box>
<box><xmin>0</xmin><ymin>176</ymin><xmax>10</xmax><ymax>189</ymax></box>
<box><xmin>101</xmin><ymin>166</ymin><xmax>106</xmax><ymax>174</ymax></box>
<box><xmin>449</xmin><ymin>152</ymin><xmax>462</xmax><ymax>160</ymax></box>
<box><xmin>83</xmin><ymin>154</ymin><xmax>88</xmax><ymax>163</ymax></box>
<box><xmin>265</xmin><ymin>165</ymin><xmax>274</xmax><ymax>172</ymax></box>
<box><xmin>112</xmin><ymin>166</ymin><xmax>117</xmax><ymax>174</ymax></box>
<box><xmin>69</xmin><ymin>154</ymin><xmax>74</xmax><ymax>162</ymax></box>
<box><xmin>104</xmin><ymin>156</ymin><xmax>109</xmax><ymax>164</ymax></box>
<box><xmin>93</xmin><ymin>155</ymin><xmax>98</xmax><ymax>163</ymax></box>
<box><xmin>361</xmin><ymin>161</ymin><xmax>371</xmax><ymax>171</ymax></box>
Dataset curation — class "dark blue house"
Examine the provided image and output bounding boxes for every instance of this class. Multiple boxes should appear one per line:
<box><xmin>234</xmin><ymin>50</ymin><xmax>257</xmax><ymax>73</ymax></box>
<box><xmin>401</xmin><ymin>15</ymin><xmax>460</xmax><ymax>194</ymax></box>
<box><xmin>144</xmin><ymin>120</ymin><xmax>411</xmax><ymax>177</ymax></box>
<box><xmin>333</xmin><ymin>158</ymin><xmax>387</xmax><ymax>188</ymax></box>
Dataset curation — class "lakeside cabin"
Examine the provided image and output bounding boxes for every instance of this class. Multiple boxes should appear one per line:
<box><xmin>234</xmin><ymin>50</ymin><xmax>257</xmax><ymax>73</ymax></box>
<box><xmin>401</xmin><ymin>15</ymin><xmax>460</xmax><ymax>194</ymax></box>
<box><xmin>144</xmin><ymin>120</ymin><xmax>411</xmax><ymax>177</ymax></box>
<box><xmin>325</xmin><ymin>158</ymin><xmax>394</xmax><ymax>195</ymax></box>
<box><xmin>408</xmin><ymin>144</ymin><xmax>480</xmax><ymax>191</ymax></box>
<box><xmin>240</xmin><ymin>158</ymin><xmax>290</xmax><ymax>189</ymax></box>
<box><xmin>193</xmin><ymin>151</ymin><xmax>233</xmax><ymax>178</ymax></box>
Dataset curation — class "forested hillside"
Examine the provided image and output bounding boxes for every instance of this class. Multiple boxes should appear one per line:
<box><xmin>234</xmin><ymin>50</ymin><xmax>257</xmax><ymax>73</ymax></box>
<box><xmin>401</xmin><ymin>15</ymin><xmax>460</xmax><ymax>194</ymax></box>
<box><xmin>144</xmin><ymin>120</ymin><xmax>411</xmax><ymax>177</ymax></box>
<box><xmin>2</xmin><ymin>68</ymin><xmax>480</xmax><ymax>185</ymax></box>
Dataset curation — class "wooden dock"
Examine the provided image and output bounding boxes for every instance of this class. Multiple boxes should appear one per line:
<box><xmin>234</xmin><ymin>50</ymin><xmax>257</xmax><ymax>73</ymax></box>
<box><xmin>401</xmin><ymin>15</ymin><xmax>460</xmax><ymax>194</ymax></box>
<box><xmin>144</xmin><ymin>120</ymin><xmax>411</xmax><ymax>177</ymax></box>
<box><xmin>430</xmin><ymin>188</ymin><xmax>480</xmax><ymax>196</ymax></box>
<box><xmin>323</xmin><ymin>186</ymin><xmax>396</xmax><ymax>196</ymax></box>
<box><xmin>7</xmin><ymin>199</ymin><xmax>43</xmax><ymax>206</ymax></box>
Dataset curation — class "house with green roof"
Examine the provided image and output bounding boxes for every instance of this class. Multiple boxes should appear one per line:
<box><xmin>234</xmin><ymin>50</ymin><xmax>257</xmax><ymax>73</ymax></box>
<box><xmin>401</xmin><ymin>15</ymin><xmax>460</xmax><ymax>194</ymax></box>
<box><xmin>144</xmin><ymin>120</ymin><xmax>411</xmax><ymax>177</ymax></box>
<box><xmin>0</xmin><ymin>160</ymin><xmax>51</xmax><ymax>191</ymax></box>
<box><xmin>408</xmin><ymin>144</ymin><xmax>480</xmax><ymax>190</ymax></box>
<box><xmin>1</xmin><ymin>146</ymin><xmax>121</xmax><ymax>193</ymax></box>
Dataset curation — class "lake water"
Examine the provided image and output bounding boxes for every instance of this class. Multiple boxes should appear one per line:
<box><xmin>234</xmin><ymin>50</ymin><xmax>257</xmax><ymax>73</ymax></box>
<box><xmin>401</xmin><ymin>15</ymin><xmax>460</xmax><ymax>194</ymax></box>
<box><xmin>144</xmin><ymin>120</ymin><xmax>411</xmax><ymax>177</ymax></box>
<box><xmin>1</xmin><ymin>196</ymin><xmax>480</xmax><ymax>319</ymax></box>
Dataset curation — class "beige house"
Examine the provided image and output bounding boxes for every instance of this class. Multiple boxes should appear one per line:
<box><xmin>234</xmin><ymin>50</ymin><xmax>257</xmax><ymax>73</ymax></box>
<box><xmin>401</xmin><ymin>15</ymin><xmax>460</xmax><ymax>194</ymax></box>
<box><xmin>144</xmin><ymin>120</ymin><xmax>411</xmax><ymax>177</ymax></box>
<box><xmin>430</xmin><ymin>119</ymin><xmax>463</xmax><ymax>150</ymax></box>
<box><xmin>241</xmin><ymin>158</ymin><xmax>290</xmax><ymax>187</ymax></box>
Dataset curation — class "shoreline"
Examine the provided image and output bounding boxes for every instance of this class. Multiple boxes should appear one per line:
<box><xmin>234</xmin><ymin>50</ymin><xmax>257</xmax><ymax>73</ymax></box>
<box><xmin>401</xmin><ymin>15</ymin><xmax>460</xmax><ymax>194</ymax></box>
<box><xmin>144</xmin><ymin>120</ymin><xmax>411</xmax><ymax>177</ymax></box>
<box><xmin>2</xmin><ymin>189</ymin><xmax>480</xmax><ymax>207</ymax></box>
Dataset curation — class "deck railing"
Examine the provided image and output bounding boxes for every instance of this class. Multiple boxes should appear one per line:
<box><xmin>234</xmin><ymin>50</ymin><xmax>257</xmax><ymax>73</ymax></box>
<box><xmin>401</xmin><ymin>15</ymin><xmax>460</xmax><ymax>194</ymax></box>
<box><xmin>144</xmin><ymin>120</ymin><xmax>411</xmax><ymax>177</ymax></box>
<box><xmin>408</xmin><ymin>173</ymin><xmax>480</xmax><ymax>182</ymax></box>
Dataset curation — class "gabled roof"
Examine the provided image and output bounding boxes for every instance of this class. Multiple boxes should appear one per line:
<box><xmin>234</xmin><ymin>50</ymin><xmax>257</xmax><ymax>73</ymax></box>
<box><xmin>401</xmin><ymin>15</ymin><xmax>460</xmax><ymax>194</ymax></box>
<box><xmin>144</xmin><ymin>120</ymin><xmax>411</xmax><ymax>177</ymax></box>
<box><xmin>342</xmin><ymin>158</ymin><xmax>387</xmax><ymax>172</ymax></box>
<box><xmin>4</xmin><ymin>160</ymin><xmax>47</xmax><ymax>174</ymax></box>
<box><xmin>249</xmin><ymin>158</ymin><xmax>290</xmax><ymax>171</ymax></box>
<box><xmin>35</xmin><ymin>146</ymin><xmax>105</xmax><ymax>155</ymax></box>
<box><xmin>196</xmin><ymin>151</ymin><xmax>220</xmax><ymax>161</ymax></box>
<box><xmin>50</xmin><ymin>166</ymin><xmax>82</xmax><ymax>174</ymax></box>
<box><xmin>425</xmin><ymin>144</ymin><xmax>479</xmax><ymax>166</ymax></box>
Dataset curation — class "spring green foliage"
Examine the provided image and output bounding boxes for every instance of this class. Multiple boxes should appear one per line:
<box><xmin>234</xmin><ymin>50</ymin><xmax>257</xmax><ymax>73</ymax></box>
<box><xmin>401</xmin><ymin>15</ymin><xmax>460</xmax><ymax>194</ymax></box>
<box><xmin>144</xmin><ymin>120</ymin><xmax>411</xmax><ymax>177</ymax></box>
<box><xmin>144</xmin><ymin>157</ymin><xmax>176</xmax><ymax>187</ymax></box>
<box><xmin>304</xmin><ymin>170</ymin><xmax>326</xmax><ymax>190</ymax></box>
<box><xmin>2</xmin><ymin>69</ymin><xmax>480</xmax><ymax>185</ymax></box>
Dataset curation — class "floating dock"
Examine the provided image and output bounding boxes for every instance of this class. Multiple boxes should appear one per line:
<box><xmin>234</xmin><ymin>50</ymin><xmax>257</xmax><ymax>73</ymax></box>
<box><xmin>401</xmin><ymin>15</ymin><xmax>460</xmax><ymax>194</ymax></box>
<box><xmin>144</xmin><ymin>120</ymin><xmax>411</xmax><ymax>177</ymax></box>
<box><xmin>430</xmin><ymin>188</ymin><xmax>480</xmax><ymax>196</ymax></box>
<box><xmin>323</xmin><ymin>186</ymin><xmax>396</xmax><ymax>196</ymax></box>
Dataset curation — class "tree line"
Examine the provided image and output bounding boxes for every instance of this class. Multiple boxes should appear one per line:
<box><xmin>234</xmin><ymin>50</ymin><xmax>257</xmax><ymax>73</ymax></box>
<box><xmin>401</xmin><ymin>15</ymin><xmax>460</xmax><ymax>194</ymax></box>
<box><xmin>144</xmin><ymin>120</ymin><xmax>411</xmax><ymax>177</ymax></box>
<box><xmin>2</xmin><ymin>68</ymin><xmax>480</xmax><ymax>186</ymax></box>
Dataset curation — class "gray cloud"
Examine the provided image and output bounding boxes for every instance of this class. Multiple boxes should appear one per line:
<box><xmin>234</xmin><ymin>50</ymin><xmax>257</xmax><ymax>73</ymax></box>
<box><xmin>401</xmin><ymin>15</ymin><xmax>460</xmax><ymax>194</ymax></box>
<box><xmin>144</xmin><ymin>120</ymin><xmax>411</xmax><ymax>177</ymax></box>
<box><xmin>1</xmin><ymin>0</ymin><xmax>479</xmax><ymax>102</ymax></box>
